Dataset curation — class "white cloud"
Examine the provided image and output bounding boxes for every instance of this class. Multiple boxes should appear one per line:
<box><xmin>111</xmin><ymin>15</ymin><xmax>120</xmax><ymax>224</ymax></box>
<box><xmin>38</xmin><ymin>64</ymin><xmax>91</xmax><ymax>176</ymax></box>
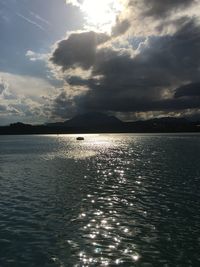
<box><xmin>0</xmin><ymin>72</ymin><xmax>58</xmax><ymax>124</ymax></box>
<box><xmin>26</xmin><ymin>50</ymin><xmax>48</xmax><ymax>62</ymax></box>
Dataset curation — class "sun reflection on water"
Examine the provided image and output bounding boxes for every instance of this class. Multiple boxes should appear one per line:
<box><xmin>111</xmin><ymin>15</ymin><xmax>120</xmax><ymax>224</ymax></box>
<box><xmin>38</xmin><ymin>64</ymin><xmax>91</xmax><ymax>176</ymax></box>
<box><xmin>2</xmin><ymin>134</ymin><xmax>199</xmax><ymax>266</ymax></box>
<box><xmin>53</xmin><ymin>134</ymin><xmax>144</xmax><ymax>266</ymax></box>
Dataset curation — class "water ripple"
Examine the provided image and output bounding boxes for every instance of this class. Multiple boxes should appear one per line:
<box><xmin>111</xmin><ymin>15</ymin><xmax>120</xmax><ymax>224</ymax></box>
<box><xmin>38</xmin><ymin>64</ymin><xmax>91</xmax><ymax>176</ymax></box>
<box><xmin>0</xmin><ymin>134</ymin><xmax>199</xmax><ymax>266</ymax></box>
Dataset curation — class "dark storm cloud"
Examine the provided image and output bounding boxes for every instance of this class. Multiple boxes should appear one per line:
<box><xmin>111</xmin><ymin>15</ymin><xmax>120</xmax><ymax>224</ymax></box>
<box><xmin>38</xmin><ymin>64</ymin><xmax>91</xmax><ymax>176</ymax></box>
<box><xmin>51</xmin><ymin>15</ymin><xmax>200</xmax><ymax>117</ymax></box>
<box><xmin>51</xmin><ymin>31</ymin><xmax>109</xmax><ymax>70</ymax></box>
<box><xmin>67</xmin><ymin>76</ymin><xmax>90</xmax><ymax>86</ymax></box>
<box><xmin>52</xmin><ymin>91</ymin><xmax>76</xmax><ymax>119</ymax></box>
<box><xmin>67</xmin><ymin>75</ymin><xmax>105</xmax><ymax>89</ymax></box>
<box><xmin>132</xmin><ymin>17</ymin><xmax>200</xmax><ymax>83</ymax></box>
<box><xmin>175</xmin><ymin>82</ymin><xmax>200</xmax><ymax>98</ymax></box>
<box><xmin>129</xmin><ymin>0</ymin><xmax>195</xmax><ymax>18</ymax></box>
<box><xmin>79</xmin><ymin>91</ymin><xmax>200</xmax><ymax>112</ymax></box>
<box><xmin>75</xmin><ymin>17</ymin><xmax>200</xmax><ymax>113</ymax></box>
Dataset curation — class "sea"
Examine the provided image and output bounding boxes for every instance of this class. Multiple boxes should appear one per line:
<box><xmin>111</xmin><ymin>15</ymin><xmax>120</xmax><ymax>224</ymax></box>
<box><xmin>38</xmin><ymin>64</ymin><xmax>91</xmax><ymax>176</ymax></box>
<box><xmin>0</xmin><ymin>134</ymin><xmax>199</xmax><ymax>267</ymax></box>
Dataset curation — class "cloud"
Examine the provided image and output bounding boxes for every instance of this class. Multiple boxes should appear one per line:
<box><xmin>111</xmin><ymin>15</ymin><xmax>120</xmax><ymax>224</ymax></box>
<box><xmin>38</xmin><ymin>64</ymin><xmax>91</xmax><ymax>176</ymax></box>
<box><xmin>175</xmin><ymin>82</ymin><xmax>200</xmax><ymax>98</ymax></box>
<box><xmin>49</xmin><ymin>0</ymin><xmax>200</xmax><ymax>120</ymax></box>
<box><xmin>111</xmin><ymin>19</ymin><xmax>130</xmax><ymax>36</ymax></box>
<box><xmin>133</xmin><ymin>0</ymin><xmax>196</xmax><ymax>18</ymax></box>
<box><xmin>51</xmin><ymin>31</ymin><xmax>109</xmax><ymax>70</ymax></box>
<box><xmin>26</xmin><ymin>50</ymin><xmax>48</xmax><ymax>61</ymax></box>
<box><xmin>116</xmin><ymin>0</ymin><xmax>200</xmax><ymax>37</ymax></box>
<box><xmin>84</xmin><ymin>17</ymin><xmax>200</xmax><ymax>112</ymax></box>
<box><xmin>0</xmin><ymin>72</ymin><xmax>55</xmax><ymax>99</ymax></box>
<box><xmin>0</xmin><ymin>72</ymin><xmax>57</xmax><ymax>124</ymax></box>
<box><xmin>51</xmin><ymin>90</ymin><xmax>77</xmax><ymax>119</ymax></box>
<box><xmin>52</xmin><ymin>19</ymin><xmax>200</xmax><ymax>115</ymax></box>
<box><xmin>0</xmin><ymin>79</ymin><xmax>6</xmax><ymax>94</ymax></box>
<box><xmin>67</xmin><ymin>75</ymin><xmax>91</xmax><ymax>86</ymax></box>
<box><xmin>0</xmin><ymin>104</ymin><xmax>7</xmax><ymax>112</ymax></box>
<box><xmin>0</xmin><ymin>78</ymin><xmax>16</xmax><ymax>99</ymax></box>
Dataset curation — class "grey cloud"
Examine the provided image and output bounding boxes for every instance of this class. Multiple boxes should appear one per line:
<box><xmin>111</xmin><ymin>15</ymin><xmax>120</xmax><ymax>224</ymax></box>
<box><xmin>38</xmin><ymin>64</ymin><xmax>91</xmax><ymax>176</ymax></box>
<box><xmin>50</xmin><ymin>15</ymin><xmax>200</xmax><ymax>118</ymax></box>
<box><xmin>129</xmin><ymin>0</ymin><xmax>195</xmax><ymax>18</ymax></box>
<box><xmin>52</xmin><ymin>91</ymin><xmax>76</xmax><ymax>119</ymax></box>
<box><xmin>175</xmin><ymin>82</ymin><xmax>200</xmax><ymax>98</ymax></box>
<box><xmin>111</xmin><ymin>19</ymin><xmax>130</xmax><ymax>37</ymax></box>
<box><xmin>80</xmin><ymin>17</ymin><xmax>200</xmax><ymax>113</ymax></box>
<box><xmin>0</xmin><ymin>104</ymin><xmax>7</xmax><ymax>112</ymax></box>
<box><xmin>0</xmin><ymin>104</ymin><xmax>19</xmax><ymax>115</ymax></box>
<box><xmin>135</xmin><ymin>18</ymin><xmax>200</xmax><ymax>82</ymax></box>
<box><xmin>79</xmin><ymin>92</ymin><xmax>200</xmax><ymax>112</ymax></box>
<box><xmin>67</xmin><ymin>75</ymin><xmax>102</xmax><ymax>89</ymax></box>
<box><xmin>67</xmin><ymin>76</ymin><xmax>90</xmax><ymax>86</ymax></box>
<box><xmin>0</xmin><ymin>80</ymin><xmax>7</xmax><ymax>94</ymax></box>
<box><xmin>0</xmin><ymin>79</ymin><xmax>16</xmax><ymax>100</ymax></box>
<box><xmin>51</xmin><ymin>31</ymin><xmax>109</xmax><ymax>70</ymax></box>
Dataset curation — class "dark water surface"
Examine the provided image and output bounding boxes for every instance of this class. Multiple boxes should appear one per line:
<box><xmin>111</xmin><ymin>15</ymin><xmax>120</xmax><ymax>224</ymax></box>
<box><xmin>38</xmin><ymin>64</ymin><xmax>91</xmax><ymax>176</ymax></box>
<box><xmin>0</xmin><ymin>134</ymin><xmax>200</xmax><ymax>267</ymax></box>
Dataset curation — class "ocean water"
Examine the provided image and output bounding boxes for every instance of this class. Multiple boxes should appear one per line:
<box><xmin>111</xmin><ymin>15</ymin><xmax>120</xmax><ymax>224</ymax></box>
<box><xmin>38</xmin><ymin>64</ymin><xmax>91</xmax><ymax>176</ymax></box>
<box><xmin>0</xmin><ymin>134</ymin><xmax>200</xmax><ymax>267</ymax></box>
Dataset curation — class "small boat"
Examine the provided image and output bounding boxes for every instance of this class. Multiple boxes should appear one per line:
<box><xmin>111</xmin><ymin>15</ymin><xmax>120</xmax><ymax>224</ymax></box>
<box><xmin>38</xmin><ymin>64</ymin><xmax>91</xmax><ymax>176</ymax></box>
<box><xmin>76</xmin><ymin>137</ymin><xmax>84</xmax><ymax>141</ymax></box>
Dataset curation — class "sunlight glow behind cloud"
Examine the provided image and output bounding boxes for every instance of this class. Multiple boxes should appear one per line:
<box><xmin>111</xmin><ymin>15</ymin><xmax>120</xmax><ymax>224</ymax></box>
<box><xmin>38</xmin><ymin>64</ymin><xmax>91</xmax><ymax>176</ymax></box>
<box><xmin>67</xmin><ymin>0</ymin><xmax>123</xmax><ymax>32</ymax></box>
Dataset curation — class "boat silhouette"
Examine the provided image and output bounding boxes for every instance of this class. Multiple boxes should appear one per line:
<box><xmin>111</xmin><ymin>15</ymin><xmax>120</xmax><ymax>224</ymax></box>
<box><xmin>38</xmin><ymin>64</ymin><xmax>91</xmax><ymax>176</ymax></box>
<box><xmin>76</xmin><ymin>137</ymin><xmax>84</xmax><ymax>141</ymax></box>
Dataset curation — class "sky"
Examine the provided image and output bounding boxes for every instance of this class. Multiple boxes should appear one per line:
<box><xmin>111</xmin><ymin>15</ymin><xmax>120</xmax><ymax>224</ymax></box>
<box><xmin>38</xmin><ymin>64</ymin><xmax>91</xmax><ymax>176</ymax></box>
<box><xmin>0</xmin><ymin>0</ymin><xmax>200</xmax><ymax>125</ymax></box>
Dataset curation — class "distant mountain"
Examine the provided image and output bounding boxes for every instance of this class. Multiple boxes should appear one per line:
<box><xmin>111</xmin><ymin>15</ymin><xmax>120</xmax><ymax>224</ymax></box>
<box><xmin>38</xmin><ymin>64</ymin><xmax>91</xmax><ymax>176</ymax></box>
<box><xmin>0</xmin><ymin>113</ymin><xmax>199</xmax><ymax>134</ymax></box>
<box><xmin>65</xmin><ymin>112</ymin><xmax>123</xmax><ymax>128</ymax></box>
<box><xmin>46</xmin><ymin>112</ymin><xmax>123</xmax><ymax>130</ymax></box>
<box><xmin>9</xmin><ymin>122</ymin><xmax>33</xmax><ymax>128</ymax></box>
